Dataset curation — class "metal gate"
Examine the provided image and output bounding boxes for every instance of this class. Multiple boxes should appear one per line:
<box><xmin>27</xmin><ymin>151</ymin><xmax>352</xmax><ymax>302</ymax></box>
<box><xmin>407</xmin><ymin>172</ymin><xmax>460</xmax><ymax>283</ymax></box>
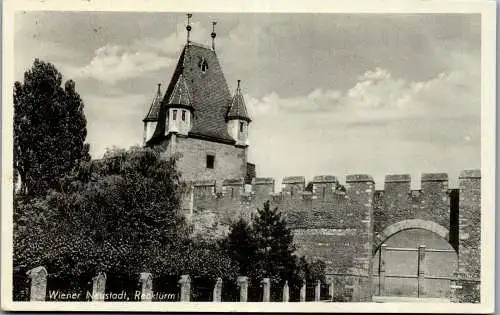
<box><xmin>373</xmin><ymin>244</ymin><xmax>457</xmax><ymax>299</ymax></box>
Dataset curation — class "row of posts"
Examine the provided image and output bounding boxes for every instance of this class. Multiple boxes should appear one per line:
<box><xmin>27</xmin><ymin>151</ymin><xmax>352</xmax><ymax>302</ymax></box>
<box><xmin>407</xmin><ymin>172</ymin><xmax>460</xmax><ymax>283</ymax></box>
<box><xmin>26</xmin><ymin>267</ymin><xmax>337</xmax><ymax>302</ymax></box>
<box><xmin>237</xmin><ymin>277</ymin><xmax>326</xmax><ymax>302</ymax></box>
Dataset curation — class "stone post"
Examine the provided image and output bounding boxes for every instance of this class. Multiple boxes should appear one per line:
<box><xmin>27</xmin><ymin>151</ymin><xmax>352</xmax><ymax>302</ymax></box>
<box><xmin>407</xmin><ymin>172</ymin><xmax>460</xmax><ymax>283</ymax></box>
<box><xmin>314</xmin><ymin>280</ymin><xmax>321</xmax><ymax>301</ymax></box>
<box><xmin>213</xmin><ymin>277</ymin><xmax>222</xmax><ymax>302</ymax></box>
<box><xmin>379</xmin><ymin>244</ymin><xmax>387</xmax><ymax>296</ymax></box>
<box><xmin>299</xmin><ymin>281</ymin><xmax>306</xmax><ymax>302</ymax></box>
<box><xmin>328</xmin><ymin>280</ymin><xmax>334</xmax><ymax>301</ymax></box>
<box><xmin>449</xmin><ymin>272</ymin><xmax>462</xmax><ymax>303</ymax></box>
<box><xmin>92</xmin><ymin>272</ymin><xmax>106</xmax><ymax>301</ymax></box>
<box><xmin>261</xmin><ymin>278</ymin><xmax>270</xmax><ymax>302</ymax></box>
<box><xmin>282</xmin><ymin>281</ymin><xmax>289</xmax><ymax>302</ymax></box>
<box><xmin>27</xmin><ymin>266</ymin><xmax>47</xmax><ymax>301</ymax></box>
<box><xmin>237</xmin><ymin>276</ymin><xmax>249</xmax><ymax>302</ymax></box>
<box><xmin>351</xmin><ymin>276</ymin><xmax>360</xmax><ymax>302</ymax></box>
<box><xmin>417</xmin><ymin>245</ymin><xmax>426</xmax><ymax>298</ymax></box>
<box><xmin>139</xmin><ymin>272</ymin><xmax>153</xmax><ymax>301</ymax></box>
<box><xmin>178</xmin><ymin>275</ymin><xmax>191</xmax><ymax>302</ymax></box>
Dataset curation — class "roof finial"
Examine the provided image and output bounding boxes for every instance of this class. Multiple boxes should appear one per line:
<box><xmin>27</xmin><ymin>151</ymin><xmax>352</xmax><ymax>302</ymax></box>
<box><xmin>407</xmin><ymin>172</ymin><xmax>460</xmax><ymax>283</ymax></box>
<box><xmin>211</xmin><ymin>21</ymin><xmax>217</xmax><ymax>51</ymax></box>
<box><xmin>186</xmin><ymin>13</ymin><xmax>193</xmax><ymax>44</ymax></box>
<box><xmin>237</xmin><ymin>79</ymin><xmax>241</xmax><ymax>91</ymax></box>
<box><xmin>157</xmin><ymin>83</ymin><xmax>161</xmax><ymax>95</ymax></box>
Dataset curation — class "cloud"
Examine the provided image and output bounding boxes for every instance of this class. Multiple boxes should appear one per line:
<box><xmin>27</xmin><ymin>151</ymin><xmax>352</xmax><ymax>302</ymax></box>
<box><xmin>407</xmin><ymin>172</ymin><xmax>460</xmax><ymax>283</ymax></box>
<box><xmin>248</xmin><ymin>55</ymin><xmax>479</xmax><ymax>122</ymax></box>
<box><xmin>66</xmin><ymin>21</ymin><xmax>210</xmax><ymax>85</ymax></box>
<box><xmin>246</xmin><ymin>61</ymin><xmax>480</xmax><ymax>188</ymax></box>
<box><xmin>66</xmin><ymin>44</ymin><xmax>175</xmax><ymax>85</ymax></box>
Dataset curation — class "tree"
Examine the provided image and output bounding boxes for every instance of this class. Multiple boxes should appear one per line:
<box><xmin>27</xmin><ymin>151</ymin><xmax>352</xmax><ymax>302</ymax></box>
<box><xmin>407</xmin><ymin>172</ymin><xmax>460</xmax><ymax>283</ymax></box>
<box><xmin>223</xmin><ymin>218</ymin><xmax>258</xmax><ymax>277</ymax></box>
<box><xmin>14</xmin><ymin>147</ymin><xmax>189</xmax><ymax>287</ymax></box>
<box><xmin>223</xmin><ymin>201</ymin><xmax>327</xmax><ymax>301</ymax></box>
<box><xmin>14</xmin><ymin>59</ymin><xmax>90</xmax><ymax>197</ymax></box>
<box><xmin>251</xmin><ymin>201</ymin><xmax>297</xmax><ymax>286</ymax></box>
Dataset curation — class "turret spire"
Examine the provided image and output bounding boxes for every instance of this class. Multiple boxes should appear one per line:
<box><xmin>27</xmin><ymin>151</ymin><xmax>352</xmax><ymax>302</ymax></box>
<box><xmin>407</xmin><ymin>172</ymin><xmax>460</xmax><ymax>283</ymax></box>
<box><xmin>211</xmin><ymin>21</ymin><xmax>217</xmax><ymax>51</ymax></box>
<box><xmin>227</xmin><ymin>79</ymin><xmax>251</xmax><ymax>122</ymax></box>
<box><xmin>186</xmin><ymin>13</ymin><xmax>193</xmax><ymax>44</ymax></box>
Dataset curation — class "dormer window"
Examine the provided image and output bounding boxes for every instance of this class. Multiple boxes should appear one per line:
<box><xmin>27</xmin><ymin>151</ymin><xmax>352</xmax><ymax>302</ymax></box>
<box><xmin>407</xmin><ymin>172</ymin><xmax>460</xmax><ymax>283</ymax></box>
<box><xmin>199</xmin><ymin>57</ymin><xmax>208</xmax><ymax>73</ymax></box>
<box><xmin>172</xmin><ymin>110</ymin><xmax>177</xmax><ymax>121</ymax></box>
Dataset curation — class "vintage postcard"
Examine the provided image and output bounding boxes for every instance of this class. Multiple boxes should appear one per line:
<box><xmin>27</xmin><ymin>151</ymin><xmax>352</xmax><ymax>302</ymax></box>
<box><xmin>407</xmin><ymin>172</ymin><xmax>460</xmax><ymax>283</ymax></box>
<box><xmin>1</xmin><ymin>0</ymin><xmax>496</xmax><ymax>313</ymax></box>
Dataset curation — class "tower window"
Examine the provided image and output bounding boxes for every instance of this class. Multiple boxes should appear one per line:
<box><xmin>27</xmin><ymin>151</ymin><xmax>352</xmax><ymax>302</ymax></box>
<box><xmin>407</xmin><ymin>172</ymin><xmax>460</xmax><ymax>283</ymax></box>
<box><xmin>239</xmin><ymin>122</ymin><xmax>244</xmax><ymax>132</ymax></box>
<box><xmin>172</xmin><ymin>110</ymin><xmax>177</xmax><ymax>121</ymax></box>
<box><xmin>182</xmin><ymin>110</ymin><xmax>186</xmax><ymax>121</ymax></box>
<box><xmin>206</xmin><ymin>154</ymin><xmax>215</xmax><ymax>169</ymax></box>
<box><xmin>199</xmin><ymin>57</ymin><xmax>209</xmax><ymax>73</ymax></box>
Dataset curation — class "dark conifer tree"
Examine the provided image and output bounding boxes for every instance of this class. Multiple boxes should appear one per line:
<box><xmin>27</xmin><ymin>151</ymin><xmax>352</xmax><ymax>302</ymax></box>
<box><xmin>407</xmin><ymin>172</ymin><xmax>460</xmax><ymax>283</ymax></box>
<box><xmin>224</xmin><ymin>218</ymin><xmax>258</xmax><ymax>277</ymax></box>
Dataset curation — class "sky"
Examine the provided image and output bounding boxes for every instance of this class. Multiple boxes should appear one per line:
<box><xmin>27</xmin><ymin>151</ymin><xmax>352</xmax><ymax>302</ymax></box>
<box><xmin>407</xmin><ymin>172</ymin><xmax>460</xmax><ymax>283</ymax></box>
<box><xmin>14</xmin><ymin>12</ymin><xmax>481</xmax><ymax>189</ymax></box>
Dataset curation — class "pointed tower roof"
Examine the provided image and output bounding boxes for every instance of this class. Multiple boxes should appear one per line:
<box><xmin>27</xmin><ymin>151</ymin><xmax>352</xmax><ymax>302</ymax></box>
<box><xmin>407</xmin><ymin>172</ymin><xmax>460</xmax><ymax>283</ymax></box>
<box><xmin>167</xmin><ymin>74</ymin><xmax>192</xmax><ymax>108</ymax></box>
<box><xmin>150</xmin><ymin>43</ymin><xmax>236</xmax><ymax>143</ymax></box>
<box><xmin>143</xmin><ymin>83</ymin><xmax>162</xmax><ymax>122</ymax></box>
<box><xmin>227</xmin><ymin>80</ymin><xmax>251</xmax><ymax>122</ymax></box>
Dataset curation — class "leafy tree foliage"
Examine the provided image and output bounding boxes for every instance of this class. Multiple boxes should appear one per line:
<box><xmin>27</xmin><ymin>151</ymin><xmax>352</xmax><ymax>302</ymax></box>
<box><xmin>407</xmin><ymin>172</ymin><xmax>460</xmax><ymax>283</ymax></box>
<box><xmin>223</xmin><ymin>201</ymin><xmax>326</xmax><ymax>301</ymax></box>
<box><xmin>13</xmin><ymin>146</ymin><xmax>237</xmax><ymax>299</ymax></box>
<box><xmin>14</xmin><ymin>59</ymin><xmax>90</xmax><ymax>197</ymax></box>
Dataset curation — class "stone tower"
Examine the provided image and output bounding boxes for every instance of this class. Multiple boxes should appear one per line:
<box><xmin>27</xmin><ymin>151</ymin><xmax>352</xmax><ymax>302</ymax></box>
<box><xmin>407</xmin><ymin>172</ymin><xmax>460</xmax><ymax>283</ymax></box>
<box><xmin>142</xmin><ymin>19</ymin><xmax>253</xmax><ymax>186</ymax></box>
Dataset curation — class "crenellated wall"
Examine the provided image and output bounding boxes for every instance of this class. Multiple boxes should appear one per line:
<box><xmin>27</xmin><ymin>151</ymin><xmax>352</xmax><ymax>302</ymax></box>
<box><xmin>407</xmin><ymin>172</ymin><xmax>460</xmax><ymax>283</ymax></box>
<box><xmin>183</xmin><ymin>170</ymin><xmax>481</xmax><ymax>302</ymax></box>
<box><xmin>373</xmin><ymin>173</ymin><xmax>454</xmax><ymax>248</ymax></box>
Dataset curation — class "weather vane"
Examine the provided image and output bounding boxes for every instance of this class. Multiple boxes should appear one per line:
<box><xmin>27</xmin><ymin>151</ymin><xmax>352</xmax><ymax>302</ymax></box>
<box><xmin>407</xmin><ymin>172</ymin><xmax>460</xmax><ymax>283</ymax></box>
<box><xmin>186</xmin><ymin>13</ymin><xmax>193</xmax><ymax>44</ymax></box>
<box><xmin>211</xmin><ymin>21</ymin><xmax>217</xmax><ymax>51</ymax></box>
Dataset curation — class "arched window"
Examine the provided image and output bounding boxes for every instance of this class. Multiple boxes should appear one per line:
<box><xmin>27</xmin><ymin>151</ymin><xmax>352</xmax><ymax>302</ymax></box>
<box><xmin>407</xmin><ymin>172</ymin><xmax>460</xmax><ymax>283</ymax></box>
<box><xmin>199</xmin><ymin>57</ymin><xmax>208</xmax><ymax>73</ymax></box>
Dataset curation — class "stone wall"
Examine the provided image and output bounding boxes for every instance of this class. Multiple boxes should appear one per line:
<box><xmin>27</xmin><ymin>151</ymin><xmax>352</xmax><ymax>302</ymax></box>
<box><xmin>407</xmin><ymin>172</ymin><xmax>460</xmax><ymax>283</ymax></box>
<box><xmin>163</xmin><ymin>135</ymin><xmax>248</xmax><ymax>190</ymax></box>
<box><xmin>374</xmin><ymin>173</ymin><xmax>451</xmax><ymax>239</ymax></box>
<box><xmin>185</xmin><ymin>170</ymin><xmax>480</xmax><ymax>302</ymax></box>
<box><xmin>456</xmin><ymin>170</ymin><xmax>481</xmax><ymax>302</ymax></box>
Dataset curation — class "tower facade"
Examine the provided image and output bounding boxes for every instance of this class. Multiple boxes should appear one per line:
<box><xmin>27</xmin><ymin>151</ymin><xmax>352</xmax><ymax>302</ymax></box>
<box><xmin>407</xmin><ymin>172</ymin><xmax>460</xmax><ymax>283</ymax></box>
<box><xmin>142</xmin><ymin>23</ymin><xmax>253</xmax><ymax>186</ymax></box>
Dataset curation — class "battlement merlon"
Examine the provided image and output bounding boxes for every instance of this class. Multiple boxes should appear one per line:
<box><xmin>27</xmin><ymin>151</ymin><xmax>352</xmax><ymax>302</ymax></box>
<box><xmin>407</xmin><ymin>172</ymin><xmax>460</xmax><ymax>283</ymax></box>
<box><xmin>311</xmin><ymin>175</ymin><xmax>339</xmax><ymax>196</ymax></box>
<box><xmin>459</xmin><ymin>169</ymin><xmax>481</xmax><ymax>179</ymax></box>
<box><xmin>221</xmin><ymin>178</ymin><xmax>245</xmax><ymax>198</ymax></box>
<box><xmin>252</xmin><ymin>177</ymin><xmax>275</xmax><ymax>197</ymax></box>
<box><xmin>282</xmin><ymin>176</ymin><xmax>305</xmax><ymax>199</ymax></box>
<box><xmin>183</xmin><ymin>170</ymin><xmax>479</xmax><ymax>201</ymax></box>
<box><xmin>421</xmin><ymin>173</ymin><xmax>449</xmax><ymax>193</ymax></box>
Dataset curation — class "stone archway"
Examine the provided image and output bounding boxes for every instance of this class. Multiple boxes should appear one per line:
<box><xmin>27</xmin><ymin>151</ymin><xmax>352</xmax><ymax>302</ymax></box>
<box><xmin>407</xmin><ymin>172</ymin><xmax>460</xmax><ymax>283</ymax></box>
<box><xmin>375</xmin><ymin>219</ymin><xmax>451</xmax><ymax>250</ymax></box>
<box><xmin>372</xmin><ymin>220</ymin><xmax>458</xmax><ymax>299</ymax></box>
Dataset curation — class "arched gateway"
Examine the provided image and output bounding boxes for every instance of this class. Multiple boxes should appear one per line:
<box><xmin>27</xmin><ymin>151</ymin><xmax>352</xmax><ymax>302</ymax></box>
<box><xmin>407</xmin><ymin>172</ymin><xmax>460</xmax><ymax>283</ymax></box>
<box><xmin>375</xmin><ymin>219</ymin><xmax>452</xmax><ymax>250</ymax></box>
<box><xmin>372</xmin><ymin>220</ymin><xmax>458</xmax><ymax>300</ymax></box>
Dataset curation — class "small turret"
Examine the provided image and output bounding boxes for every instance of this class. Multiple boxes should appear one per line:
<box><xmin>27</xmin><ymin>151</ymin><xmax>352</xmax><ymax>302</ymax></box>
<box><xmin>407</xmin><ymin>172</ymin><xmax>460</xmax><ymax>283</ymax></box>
<box><xmin>227</xmin><ymin>80</ymin><xmax>251</xmax><ymax>146</ymax></box>
<box><xmin>165</xmin><ymin>74</ymin><xmax>193</xmax><ymax>136</ymax></box>
<box><xmin>143</xmin><ymin>83</ymin><xmax>162</xmax><ymax>145</ymax></box>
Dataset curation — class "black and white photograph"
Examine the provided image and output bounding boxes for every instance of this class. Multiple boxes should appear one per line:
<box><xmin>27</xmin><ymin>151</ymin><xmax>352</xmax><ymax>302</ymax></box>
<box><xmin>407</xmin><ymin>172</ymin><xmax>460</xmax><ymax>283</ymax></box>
<box><xmin>1</xmin><ymin>0</ymin><xmax>495</xmax><ymax>312</ymax></box>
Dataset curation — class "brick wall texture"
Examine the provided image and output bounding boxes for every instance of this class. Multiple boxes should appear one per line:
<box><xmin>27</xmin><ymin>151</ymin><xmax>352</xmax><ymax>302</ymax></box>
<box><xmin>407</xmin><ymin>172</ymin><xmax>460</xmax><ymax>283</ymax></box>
<box><xmin>183</xmin><ymin>170</ymin><xmax>480</xmax><ymax>302</ymax></box>
<box><xmin>162</xmin><ymin>135</ymin><xmax>247</xmax><ymax>190</ymax></box>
